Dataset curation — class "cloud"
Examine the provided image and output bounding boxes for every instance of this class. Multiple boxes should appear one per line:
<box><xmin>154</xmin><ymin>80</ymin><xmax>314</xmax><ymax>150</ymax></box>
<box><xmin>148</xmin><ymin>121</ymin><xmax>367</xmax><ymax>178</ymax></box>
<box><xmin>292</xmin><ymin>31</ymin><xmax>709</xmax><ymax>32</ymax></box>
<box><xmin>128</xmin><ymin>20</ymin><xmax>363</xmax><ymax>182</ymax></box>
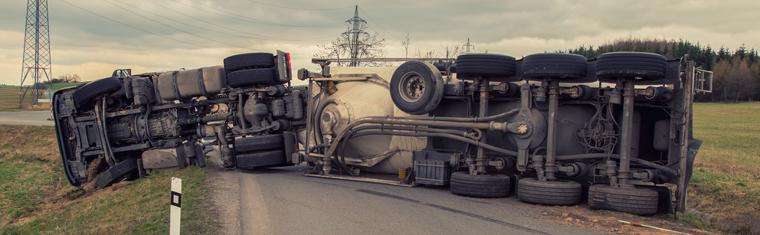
<box><xmin>0</xmin><ymin>0</ymin><xmax>758</xmax><ymax>84</ymax></box>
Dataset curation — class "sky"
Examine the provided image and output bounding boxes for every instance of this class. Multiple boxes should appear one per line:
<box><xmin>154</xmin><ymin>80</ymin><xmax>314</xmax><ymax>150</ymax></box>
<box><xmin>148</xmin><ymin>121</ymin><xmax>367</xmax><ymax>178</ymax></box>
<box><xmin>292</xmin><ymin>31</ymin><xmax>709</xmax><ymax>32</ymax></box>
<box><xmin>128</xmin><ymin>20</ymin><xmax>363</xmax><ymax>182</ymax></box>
<box><xmin>0</xmin><ymin>0</ymin><xmax>759</xmax><ymax>85</ymax></box>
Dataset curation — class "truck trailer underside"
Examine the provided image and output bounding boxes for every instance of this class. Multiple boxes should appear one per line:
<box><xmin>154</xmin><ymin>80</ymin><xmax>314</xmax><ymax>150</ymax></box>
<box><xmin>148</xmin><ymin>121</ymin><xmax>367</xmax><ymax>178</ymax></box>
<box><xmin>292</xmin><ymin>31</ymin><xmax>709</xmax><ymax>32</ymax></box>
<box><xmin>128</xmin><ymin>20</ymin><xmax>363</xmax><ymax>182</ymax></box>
<box><xmin>52</xmin><ymin>50</ymin><xmax>705</xmax><ymax>216</ymax></box>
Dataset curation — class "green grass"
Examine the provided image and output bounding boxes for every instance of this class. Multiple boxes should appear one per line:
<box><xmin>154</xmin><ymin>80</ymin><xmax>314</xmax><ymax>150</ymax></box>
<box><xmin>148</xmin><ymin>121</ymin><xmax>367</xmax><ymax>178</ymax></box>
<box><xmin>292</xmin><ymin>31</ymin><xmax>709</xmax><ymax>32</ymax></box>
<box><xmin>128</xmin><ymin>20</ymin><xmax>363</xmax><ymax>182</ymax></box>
<box><xmin>0</xmin><ymin>126</ymin><xmax>217</xmax><ymax>234</ymax></box>
<box><xmin>689</xmin><ymin>102</ymin><xmax>760</xmax><ymax>233</ymax></box>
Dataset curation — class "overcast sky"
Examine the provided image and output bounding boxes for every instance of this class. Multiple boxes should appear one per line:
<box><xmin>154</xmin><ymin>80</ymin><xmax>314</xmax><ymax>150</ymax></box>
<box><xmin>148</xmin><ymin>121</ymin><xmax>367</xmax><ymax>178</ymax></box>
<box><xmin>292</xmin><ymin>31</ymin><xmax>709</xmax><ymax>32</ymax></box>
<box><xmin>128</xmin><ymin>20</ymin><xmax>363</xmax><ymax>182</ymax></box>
<box><xmin>0</xmin><ymin>0</ymin><xmax>759</xmax><ymax>84</ymax></box>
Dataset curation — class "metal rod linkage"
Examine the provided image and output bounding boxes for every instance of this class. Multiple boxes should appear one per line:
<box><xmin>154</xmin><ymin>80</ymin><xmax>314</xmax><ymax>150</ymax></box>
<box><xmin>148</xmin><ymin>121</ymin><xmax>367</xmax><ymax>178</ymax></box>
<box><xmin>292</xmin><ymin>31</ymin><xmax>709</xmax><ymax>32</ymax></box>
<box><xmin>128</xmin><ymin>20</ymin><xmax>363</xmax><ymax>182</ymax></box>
<box><xmin>545</xmin><ymin>81</ymin><xmax>559</xmax><ymax>180</ymax></box>
<box><xmin>618</xmin><ymin>81</ymin><xmax>635</xmax><ymax>185</ymax></box>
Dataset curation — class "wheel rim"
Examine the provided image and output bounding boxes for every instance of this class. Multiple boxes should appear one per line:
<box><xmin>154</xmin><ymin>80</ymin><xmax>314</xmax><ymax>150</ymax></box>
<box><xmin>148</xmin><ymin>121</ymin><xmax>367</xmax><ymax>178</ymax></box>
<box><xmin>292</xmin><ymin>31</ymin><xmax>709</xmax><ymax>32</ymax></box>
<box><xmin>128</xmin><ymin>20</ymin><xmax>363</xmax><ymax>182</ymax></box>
<box><xmin>398</xmin><ymin>72</ymin><xmax>426</xmax><ymax>103</ymax></box>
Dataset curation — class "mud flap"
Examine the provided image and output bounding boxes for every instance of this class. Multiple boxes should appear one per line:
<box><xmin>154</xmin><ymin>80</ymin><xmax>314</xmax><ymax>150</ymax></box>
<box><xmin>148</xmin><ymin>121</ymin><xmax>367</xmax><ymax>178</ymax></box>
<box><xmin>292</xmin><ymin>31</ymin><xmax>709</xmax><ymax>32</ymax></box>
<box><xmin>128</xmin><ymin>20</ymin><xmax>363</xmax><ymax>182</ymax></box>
<box><xmin>95</xmin><ymin>158</ymin><xmax>138</xmax><ymax>189</ymax></box>
<box><xmin>685</xmin><ymin>139</ymin><xmax>701</xmax><ymax>183</ymax></box>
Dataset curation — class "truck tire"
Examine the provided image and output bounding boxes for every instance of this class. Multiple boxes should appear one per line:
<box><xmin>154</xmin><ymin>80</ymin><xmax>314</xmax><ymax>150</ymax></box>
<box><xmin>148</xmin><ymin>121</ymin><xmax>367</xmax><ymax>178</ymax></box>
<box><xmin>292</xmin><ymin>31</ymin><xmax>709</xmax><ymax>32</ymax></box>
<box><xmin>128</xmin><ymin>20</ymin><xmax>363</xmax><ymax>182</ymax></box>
<box><xmin>94</xmin><ymin>158</ymin><xmax>138</xmax><ymax>189</ymax></box>
<box><xmin>517</xmin><ymin>178</ymin><xmax>582</xmax><ymax>205</ymax></box>
<box><xmin>227</xmin><ymin>68</ymin><xmax>278</xmax><ymax>87</ymax></box>
<box><xmin>389</xmin><ymin>61</ymin><xmax>445</xmax><ymax>115</ymax></box>
<box><xmin>455</xmin><ymin>53</ymin><xmax>517</xmax><ymax>81</ymax></box>
<box><xmin>236</xmin><ymin>150</ymin><xmax>286</xmax><ymax>170</ymax></box>
<box><xmin>223</xmin><ymin>53</ymin><xmax>275</xmax><ymax>73</ymax></box>
<box><xmin>521</xmin><ymin>53</ymin><xmax>588</xmax><ymax>80</ymax></box>
<box><xmin>596</xmin><ymin>52</ymin><xmax>667</xmax><ymax>81</ymax></box>
<box><xmin>72</xmin><ymin>77</ymin><xmax>122</xmax><ymax>111</ymax></box>
<box><xmin>234</xmin><ymin>134</ymin><xmax>284</xmax><ymax>153</ymax></box>
<box><xmin>450</xmin><ymin>172</ymin><xmax>511</xmax><ymax>198</ymax></box>
<box><xmin>588</xmin><ymin>184</ymin><xmax>659</xmax><ymax>215</ymax></box>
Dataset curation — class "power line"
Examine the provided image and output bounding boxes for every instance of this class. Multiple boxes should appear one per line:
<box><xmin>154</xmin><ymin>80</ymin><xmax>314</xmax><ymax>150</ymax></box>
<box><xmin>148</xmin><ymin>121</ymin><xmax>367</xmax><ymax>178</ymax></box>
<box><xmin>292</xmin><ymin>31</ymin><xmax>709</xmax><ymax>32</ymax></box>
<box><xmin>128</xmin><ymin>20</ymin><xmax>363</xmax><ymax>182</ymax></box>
<box><xmin>57</xmin><ymin>0</ymin><xmax>201</xmax><ymax>48</ymax></box>
<box><xmin>99</xmin><ymin>0</ymin><xmax>244</xmax><ymax>48</ymax></box>
<box><xmin>173</xmin><ymin>1</ymin><xmax>337</xmax><ymax>29</ymax></box>
<box><xmin>151</xmin><ymin>1</ymin><xmax>335</xmax><ymax>42</ymax></box>
<box><xmin>244</xmin><ymin>0</ymin><xmax>353</xmax><ymax>11</ymax></box>
<box><xmin>151</xmin><ymin>1</ymin><xmax>268</xmax><ymax>40</ymax></box>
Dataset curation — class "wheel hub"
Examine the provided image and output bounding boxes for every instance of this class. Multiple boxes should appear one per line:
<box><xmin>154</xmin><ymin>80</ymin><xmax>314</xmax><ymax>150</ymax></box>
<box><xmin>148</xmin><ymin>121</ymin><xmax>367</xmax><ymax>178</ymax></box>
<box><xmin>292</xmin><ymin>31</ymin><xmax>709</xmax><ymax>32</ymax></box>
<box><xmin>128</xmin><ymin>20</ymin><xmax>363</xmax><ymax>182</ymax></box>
<box><xmin>398</xmin><ymin>73</ymin><xmax>426</xmax><ymax>103</ymax></box>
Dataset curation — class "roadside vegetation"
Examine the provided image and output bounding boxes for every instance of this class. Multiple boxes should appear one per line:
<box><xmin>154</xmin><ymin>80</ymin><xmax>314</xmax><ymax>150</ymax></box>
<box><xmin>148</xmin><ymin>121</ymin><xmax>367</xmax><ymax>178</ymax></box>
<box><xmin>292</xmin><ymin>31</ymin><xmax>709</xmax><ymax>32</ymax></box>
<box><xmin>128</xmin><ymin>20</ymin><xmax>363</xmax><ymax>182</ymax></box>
<box><xmin>0</xmin><ymin>125</ymin><xmax>217</xmax><ymax>233</ymax></box>
<box><xmin>688</xmin><ymin>102</ymin><xmax>760</xmax><ymax>233</ymax></box>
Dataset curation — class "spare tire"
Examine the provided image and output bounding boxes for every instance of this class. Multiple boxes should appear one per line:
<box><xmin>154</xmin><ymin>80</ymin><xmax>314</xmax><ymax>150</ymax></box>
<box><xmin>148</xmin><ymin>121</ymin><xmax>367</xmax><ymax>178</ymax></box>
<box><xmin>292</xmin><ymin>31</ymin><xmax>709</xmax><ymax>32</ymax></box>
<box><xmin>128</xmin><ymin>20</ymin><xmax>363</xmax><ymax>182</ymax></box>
<box><xmin>596</xmin><ymin>52</ymin><xmax>667</xmax><ymax>81</ymax></box>
<box><xmin>389</xmin><ymin>61</ymin><xmax>445</xmax><ymax>115</ymax></box>
<box><xmin>224</xmin><ymin>53</ymin><xmax>275</xmax><ymax>73</ymax></box>
<box><xmin>521</xmin><ymin>53</ymin><xmax>588</xmax><ymax>80</ymax></box>
<box><xmin>455</xmin><ymin>53</ymin><xmax>517</xmax><ymax>81</ymax></box>
<box><xmin>72</xmin><ymin>77</ymin><xmax>122</xmax><ymax>111</ymax></box>
<box><xmin>227</xmin><ymin>68</ymin><xmax>278</xmax><ymax>87</ymax></box>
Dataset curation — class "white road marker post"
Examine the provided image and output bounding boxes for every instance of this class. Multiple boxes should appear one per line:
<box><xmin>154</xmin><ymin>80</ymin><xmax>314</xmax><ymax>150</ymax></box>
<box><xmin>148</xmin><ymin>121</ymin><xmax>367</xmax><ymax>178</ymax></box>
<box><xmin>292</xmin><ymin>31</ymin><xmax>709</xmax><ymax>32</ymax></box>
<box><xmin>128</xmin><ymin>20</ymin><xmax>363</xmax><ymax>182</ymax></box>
<box><xmin>170</xmin><ymin>177</ymin><xmax>182</xmax><ymax>235</ymax></box>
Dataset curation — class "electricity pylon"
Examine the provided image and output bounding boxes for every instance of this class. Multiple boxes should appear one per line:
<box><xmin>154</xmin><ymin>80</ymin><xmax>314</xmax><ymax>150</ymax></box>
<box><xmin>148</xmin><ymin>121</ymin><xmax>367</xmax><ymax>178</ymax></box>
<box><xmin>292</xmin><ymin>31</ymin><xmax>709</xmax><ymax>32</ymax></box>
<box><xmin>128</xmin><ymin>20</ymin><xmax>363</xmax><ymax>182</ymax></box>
<box><xmin>19</xmin><ymin>0</ymin><xmax>52</xmax><ymax>106</ymax></box>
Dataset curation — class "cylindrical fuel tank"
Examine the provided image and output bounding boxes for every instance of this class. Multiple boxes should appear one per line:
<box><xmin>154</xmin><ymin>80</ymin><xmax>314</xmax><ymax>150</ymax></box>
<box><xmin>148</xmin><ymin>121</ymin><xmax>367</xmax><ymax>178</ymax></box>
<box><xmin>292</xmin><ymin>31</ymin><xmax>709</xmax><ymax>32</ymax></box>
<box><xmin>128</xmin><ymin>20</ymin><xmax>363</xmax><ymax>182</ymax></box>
<box><xmin>156</xmin><ymin>66</ymin><xmax>226</xmax><ymax>101</ymax></box>
<box><xmin>312</xmin><ymin>67</ymin><xmax>427</xmax><ymax>174</ymax></box>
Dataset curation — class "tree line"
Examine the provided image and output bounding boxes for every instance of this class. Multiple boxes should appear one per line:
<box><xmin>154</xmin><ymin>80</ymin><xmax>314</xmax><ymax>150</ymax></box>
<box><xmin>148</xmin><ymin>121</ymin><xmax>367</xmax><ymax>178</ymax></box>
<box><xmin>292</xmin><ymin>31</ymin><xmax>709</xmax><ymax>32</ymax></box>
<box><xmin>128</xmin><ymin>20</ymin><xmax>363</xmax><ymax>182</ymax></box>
<box><xmin>565</xmin><ymin>39</ymin><xmax>760</xmax><ymax>102</ymax></box>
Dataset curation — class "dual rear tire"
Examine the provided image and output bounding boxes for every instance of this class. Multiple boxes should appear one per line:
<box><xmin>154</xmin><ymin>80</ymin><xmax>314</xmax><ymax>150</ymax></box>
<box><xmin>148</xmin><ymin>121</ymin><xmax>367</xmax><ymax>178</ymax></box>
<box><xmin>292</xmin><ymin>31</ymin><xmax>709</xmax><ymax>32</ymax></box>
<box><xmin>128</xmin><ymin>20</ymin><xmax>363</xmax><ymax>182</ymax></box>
<box><xmin>517</xmin><ymin>178</ymin><xmax>582</xmax><ymax>206</ymax></box>
<box><xmin>588</xmin><ymin>185</ymin><xmax>659</xmax><ymax>215</ymax></box>
<box><xmin>224</xmin><ymin>53</ymin><xmax>281</xmax><ymax>87</ymax></box>
<box><xmin>449</xmin><ymin>173</ymin><xmax>660</xmax><ymax>215</ymax></box>
<box><xmin>233</xmin><ymin>134</ymin><xmax>290</xmax><ymax>170</ymax></box>
<box><xmin>449</xmin><ymin>172</ymin><xmax>511</xmax><ymax>198</ymax></box>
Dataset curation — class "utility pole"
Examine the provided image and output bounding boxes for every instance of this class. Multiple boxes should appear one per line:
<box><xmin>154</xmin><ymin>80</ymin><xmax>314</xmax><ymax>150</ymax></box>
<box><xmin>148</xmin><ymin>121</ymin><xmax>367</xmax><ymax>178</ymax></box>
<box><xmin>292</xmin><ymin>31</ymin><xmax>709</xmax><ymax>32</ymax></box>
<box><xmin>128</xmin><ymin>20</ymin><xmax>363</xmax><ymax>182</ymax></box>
<box><xmin>19</xmin><ymin>0</ymin><xmax>52</xmax><ymax>106</ymax></box>
<box><xmin>344</xmin><ymin>5</ymin><xmax>367</xmax><ymax>67</ymax></box>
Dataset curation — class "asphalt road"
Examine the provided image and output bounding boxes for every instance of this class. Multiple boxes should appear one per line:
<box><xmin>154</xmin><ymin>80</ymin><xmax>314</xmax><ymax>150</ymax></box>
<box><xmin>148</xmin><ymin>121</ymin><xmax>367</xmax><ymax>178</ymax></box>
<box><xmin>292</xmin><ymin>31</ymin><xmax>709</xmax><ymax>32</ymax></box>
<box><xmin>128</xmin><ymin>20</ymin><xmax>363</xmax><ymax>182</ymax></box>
<box><xmin>209</xmin><ymin>166</ymin><xmax>601</xmax><ymax>235</ymax></box>
<box><xmin>0</xmin><ymin>111</ymin><xmax>53</xmax><ymax>126</ymax></box>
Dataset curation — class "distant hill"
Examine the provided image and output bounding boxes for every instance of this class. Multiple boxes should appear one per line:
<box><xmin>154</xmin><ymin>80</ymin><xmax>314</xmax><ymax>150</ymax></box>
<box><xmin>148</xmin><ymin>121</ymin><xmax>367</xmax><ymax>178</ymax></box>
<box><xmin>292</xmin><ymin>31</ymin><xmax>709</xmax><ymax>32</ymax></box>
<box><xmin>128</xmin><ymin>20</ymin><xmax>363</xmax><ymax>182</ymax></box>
<box><xmin>565</xmin><ymin>39</ymin><xmax>760</xmax><ymax>102</ymax></box>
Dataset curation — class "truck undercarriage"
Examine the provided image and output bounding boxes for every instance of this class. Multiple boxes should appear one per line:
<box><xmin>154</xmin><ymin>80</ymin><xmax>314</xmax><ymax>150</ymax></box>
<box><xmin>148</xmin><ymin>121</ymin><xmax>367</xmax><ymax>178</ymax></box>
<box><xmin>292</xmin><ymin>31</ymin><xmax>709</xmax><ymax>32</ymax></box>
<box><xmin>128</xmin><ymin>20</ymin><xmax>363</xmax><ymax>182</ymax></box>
<box><xmin>52</xmin><ymin>50</ymin><xmax>705</xmax><ymax>216</ymax></box>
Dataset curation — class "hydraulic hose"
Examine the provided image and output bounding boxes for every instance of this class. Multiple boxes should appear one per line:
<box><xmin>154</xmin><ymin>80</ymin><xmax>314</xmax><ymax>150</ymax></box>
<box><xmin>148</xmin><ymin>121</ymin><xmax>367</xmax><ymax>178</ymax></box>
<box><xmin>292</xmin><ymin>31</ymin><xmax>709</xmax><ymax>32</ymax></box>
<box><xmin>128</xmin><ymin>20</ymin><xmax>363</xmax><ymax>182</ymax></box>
<box><xmin>343</xmin><ymin>129</ymin><xmax>518</xmax><ymax>157</ymax></box>
<box><xmin>552</xmin><ymin>153</ymin><xmax>677</xmax><ymax>176</ymax></box>
<box><xmin>323</xmin><ymin>114</ymin><xmax>517</xmax><ymax>158</ymax></box>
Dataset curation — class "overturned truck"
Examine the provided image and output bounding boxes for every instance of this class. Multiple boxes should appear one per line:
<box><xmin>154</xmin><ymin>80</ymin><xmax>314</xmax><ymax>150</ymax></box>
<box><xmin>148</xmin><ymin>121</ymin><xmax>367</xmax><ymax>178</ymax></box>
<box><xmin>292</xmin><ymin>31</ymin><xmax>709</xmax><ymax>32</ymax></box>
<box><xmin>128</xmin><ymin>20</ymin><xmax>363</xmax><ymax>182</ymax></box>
<box><xmin>53</xmin><ymin>51</ymin><xmax>305</xmax><ymax>189</ymax></box>
<box><xmin>53</xmin><ymin>50</ymin><xmax>705</xmax><ymax>216</ymax></box>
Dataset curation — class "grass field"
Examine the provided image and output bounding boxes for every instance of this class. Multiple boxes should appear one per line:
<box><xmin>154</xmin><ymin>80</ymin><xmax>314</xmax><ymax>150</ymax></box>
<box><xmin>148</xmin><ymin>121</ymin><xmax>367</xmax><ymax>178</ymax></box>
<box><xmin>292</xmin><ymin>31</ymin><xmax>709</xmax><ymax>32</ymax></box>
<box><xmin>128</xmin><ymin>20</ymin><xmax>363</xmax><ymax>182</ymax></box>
<box><xmin>0</xmin><ymin>126</ymin><xmax>217</xmax><ymax>233</ymax></box>
<box><xmin>688</xmin><ymin>102</ymin><xmax>760</xmax><ymax>233</ymax></box>
<box><xmin>0</xmin><ymin>86</ymin><xmax>27</xmax><ymax>111</ymax></box>
<box><xmin>0</xmin><ymin>84</ymin><xmax>80</xmax><ymax>111</ymax></box>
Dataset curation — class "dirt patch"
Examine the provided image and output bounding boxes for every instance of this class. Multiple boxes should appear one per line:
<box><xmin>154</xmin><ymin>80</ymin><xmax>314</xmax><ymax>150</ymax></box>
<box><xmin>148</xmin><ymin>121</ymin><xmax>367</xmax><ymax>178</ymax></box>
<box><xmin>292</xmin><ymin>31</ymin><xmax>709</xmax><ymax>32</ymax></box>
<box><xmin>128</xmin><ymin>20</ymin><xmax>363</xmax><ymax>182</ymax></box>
<box><xmin>536</xmin><ymin>205</ymin><xmax>710</xmax><ymax>234</ymax></box>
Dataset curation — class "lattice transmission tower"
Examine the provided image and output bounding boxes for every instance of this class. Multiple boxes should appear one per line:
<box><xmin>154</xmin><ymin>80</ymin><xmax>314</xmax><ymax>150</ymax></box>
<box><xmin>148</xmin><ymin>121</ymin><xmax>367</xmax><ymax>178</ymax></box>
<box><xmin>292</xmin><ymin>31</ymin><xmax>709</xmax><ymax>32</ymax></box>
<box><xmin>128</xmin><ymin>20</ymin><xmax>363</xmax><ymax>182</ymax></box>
<box><xmin>19</xmin><ymin>0</ymin><xmax>52</xmax><ymax>106</ymax></box>
<box><xmin>343</xmin><ymin>5</ymin><xmax>368</xmax><ymax>66</ymax></box>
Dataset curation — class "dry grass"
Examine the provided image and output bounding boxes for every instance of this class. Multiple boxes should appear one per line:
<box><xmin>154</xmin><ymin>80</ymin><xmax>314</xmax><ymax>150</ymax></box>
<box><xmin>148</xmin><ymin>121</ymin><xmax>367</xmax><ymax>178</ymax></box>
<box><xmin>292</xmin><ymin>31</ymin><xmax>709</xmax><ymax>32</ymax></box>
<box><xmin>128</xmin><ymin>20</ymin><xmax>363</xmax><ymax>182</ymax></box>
<box><xmin>688</xmin><ymin>102</ymin><xmax>760</xmax><ymax>233</ymax></box>
<box><xmin>0</xmin><ymin>126</ymin><xmax>217</xmax><ymax>233</ymax></box>
<box><xmin>0</xmin><ymin>86</ymin><xmax>25</xmax><ymax>111</ymax></box>
<box><xmin>0</xmin><ymin>85</ymin><xmax>78</xmax><ymax>111</ymax></box>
